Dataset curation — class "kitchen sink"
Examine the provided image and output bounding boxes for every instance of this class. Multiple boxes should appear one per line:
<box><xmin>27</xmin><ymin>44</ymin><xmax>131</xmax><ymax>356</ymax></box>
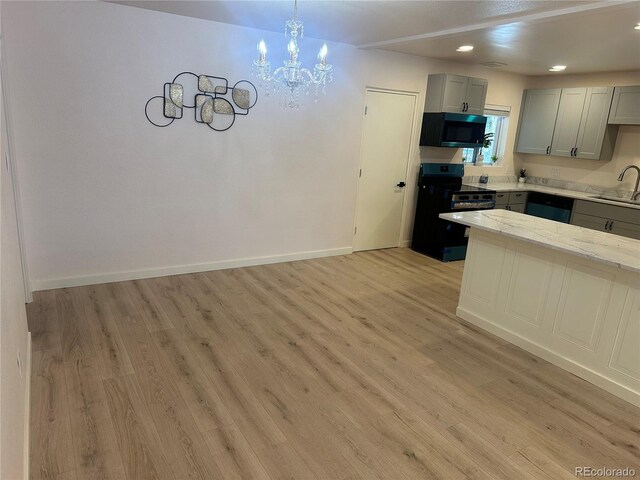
<box><xmin>591</xmin><ymin>195</ymin><xmax>640</xmax><ymax>206</ymax></box>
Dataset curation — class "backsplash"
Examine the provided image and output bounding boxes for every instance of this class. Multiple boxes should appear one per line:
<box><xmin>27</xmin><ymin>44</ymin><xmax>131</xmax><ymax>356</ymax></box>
<box><xmin>463</xmin><ymin>175</ymin><xmax>635</xmax><ymax>199</ymax></box>
<box><xmin>525</xmin><ymin>176</ymin><xmax>634</xmax><ymax>199</ymax></box>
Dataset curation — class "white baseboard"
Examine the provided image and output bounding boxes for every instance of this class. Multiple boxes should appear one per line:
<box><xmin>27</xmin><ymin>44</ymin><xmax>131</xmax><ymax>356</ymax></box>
<box><xmin>31</xmin><ymin>247</ymin><xmax>353</xmax><ymax>291</ymax></box>
<box><xmin>456</xmin><ymin>306</ymin><xmax>640</xmax><ymax>407</ymax></box>
<box><xmin>23</xmin><ymin>331</ymin><xmax>31</xmax><ymax>480</ymax></box>
<box><xmin>399</xmin><ymin>239</ymin><xmax>411</xmax><ymax>247</ymax></box>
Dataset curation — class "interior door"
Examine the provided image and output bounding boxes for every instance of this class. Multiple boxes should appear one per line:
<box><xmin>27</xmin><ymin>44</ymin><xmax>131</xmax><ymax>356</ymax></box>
<box><xmin>354</xmin><ymin>90</ymin><xmax>416</xmax><ymax>251</ymax></box>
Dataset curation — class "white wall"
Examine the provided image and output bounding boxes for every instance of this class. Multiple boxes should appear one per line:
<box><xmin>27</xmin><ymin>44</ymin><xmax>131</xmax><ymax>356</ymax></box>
<box><xmin>2</xmin><ymin>1</ymin><xmax>529</xmax><ymax>289</ymax></box>
<box><xmin>515</xmin><ymin>71</ymin><xmax>640</xmax><ymax>190</ymax></box>
<box><xmin>0</xmin><ymin>3</ymin><xmax>31</xmax><ymax>477</ymax></box>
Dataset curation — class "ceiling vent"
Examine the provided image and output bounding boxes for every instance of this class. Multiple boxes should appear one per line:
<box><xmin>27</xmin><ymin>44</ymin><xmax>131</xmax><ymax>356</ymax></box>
<box><xmin>480</xmin><ymin>61</ymin><xmax>508</xmax><ymax>68</ymax></box>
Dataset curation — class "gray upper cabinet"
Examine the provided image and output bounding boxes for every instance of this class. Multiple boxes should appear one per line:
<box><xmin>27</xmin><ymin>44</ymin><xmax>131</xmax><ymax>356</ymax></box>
<box><xmin>608</xmin><ymin>86</ymin><xmax>640</xmax><ymax>125</ymax></box>
<box><xmin>424</xmin><ymin>74</ymin><xmax>488</xmax><ymax>114</ymax></box>
<box><xmin>550</xmin><ymin>88</ymin><xmax>587</xmax><ymax>157</ymax></box>
<box><xmin>464</xmin><ymin>77</ymin><xmax>489</xmax><ymax>115</ymax></box>
<box><xmin>517</xmin><ymin>86</ymin><xmax>617</xmax><ymax>160</ymax></box>
<box><xmin>575</xmin><ymin>87</ymin><xmax>617</xmax><ymax>160</ymax></box>
<box><xmin>515</xmin><ymin>89</ymin><xmax>561</xmax><ymax>155</ymax></box>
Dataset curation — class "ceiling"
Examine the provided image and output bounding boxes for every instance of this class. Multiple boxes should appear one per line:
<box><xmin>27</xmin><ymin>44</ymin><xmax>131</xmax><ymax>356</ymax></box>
<box><xmin>110</xmin><ymin>0</ymin><xmax>640</xmax><ymax>75</ymax></box>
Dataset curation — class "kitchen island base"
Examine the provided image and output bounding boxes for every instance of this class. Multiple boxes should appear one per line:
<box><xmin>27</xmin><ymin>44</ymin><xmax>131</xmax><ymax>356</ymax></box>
<box><xmin>456</xmin><ymin>228</ymin><xmax>639</xmax><ymax>406</ymax></box>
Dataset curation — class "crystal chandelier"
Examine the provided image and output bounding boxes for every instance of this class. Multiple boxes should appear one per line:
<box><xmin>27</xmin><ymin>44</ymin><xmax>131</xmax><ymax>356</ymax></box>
<box><xmin>253</xmin><ymin>0</ymin><xmax>333</xmax><ymax>109</ymax></box>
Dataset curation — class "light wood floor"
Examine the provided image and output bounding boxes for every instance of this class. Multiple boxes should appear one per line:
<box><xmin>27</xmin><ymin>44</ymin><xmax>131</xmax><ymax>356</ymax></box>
<box><xmin>28</xmin><ymin>248</ymin><xmax>639</xmax><ymax>480</ymax></box>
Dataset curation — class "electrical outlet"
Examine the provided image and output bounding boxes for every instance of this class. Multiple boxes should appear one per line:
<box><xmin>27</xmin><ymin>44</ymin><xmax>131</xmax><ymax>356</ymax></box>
<box><xmin>551</xmin><ymin>168</ymin><xmax>560</xmax><ymax>178</ymax></box>
<box><xmin>16</xmin><ymin>351</ymin><xmax>23</xmax><ymax>379</ymax></box>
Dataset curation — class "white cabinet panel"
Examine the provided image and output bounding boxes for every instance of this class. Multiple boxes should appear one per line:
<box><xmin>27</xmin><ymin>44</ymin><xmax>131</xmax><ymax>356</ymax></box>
<box><xmin>552</xmin><ymin>262</ymin><xmax>614</xmax><ymax>351</ymax></box>
<box><xmin>505</xmin><ymin>248</ymin><xmax>553</xmax><ymax>328</ymax></box>
<box><xmin>455</xmin><ymin>232</ymin><xmax>640</xmax><ymax>404</ymax></box>
<box><xmin>610</xmin><ymin>290</ymin><xmax>640</xmax><ymax>381</ymax></box>
<box><xmin>462</xmin><ymin>233</ymin><xmax>506</xmax><ymax>307</ymax></box>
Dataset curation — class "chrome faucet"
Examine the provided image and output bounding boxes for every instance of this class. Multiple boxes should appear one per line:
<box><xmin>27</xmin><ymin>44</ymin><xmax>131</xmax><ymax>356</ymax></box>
<box><xmin>618</xmin><ymin>165</ymin><xmax>640</xmax><ymax>200</ymax></box>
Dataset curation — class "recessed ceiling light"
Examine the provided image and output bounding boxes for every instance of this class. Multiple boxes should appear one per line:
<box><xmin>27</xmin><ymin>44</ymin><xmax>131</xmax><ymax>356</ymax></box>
<box><xmin>456</xmin><ymin>45</ymin><xmax>474</xmax><ymax>52</ymax></box>
<box><xmin>549</xmin><ymin>65</ymin><xmax>567</xmax><ymax>72</ymax></box>
<box><xmin>635</xmin><ymin>23</ymin><xmax>640</xmax><ymax>30</ymax></box>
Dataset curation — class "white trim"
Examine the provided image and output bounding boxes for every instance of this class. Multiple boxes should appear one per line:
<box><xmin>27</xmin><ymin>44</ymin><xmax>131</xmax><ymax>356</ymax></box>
<box><xmin>399</xmin><ymin>239</ymin><xmax>411</xmax><ymax>248</ymax></box>
<box><xmin>484</xmin><ymin>104</ymin><xmax>511</xmax><ymax>116</ymax></box>
<box><xmin>456</xmin><ymin>306</ymin><xmax>640</xmax><ymax>407</ymax></box>
<box><xmin>0</xmin><ymin>36</ymin><xmax>32</xmax><ymax>302</ymax></box>
<box><xmin>23</xmin><ymin>332</ymin><xmax>32</xmax><ymax>480</ymax></box>
<box><xmin>30</xmin><ymin>247</ymin><xmax>353</xmax><ymax>291</ymax></box>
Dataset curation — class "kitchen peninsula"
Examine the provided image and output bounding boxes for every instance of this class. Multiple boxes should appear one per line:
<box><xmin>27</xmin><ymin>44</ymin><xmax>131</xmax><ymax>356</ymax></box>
<box><xmin>441</xmin><ymin>209</ymin><xmax>640</xmax><ymax>405</ymax></box>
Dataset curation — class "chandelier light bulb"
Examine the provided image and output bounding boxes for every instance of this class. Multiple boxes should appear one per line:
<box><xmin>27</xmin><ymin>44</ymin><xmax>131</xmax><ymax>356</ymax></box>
<box><xmin>288</xmin><ymin>39</ymin><xmax>299</xmax><ymax>62</ymax></box>
<box><xmin>257</xmin><ymin>39</ymin><xmax>267</xmax><ymax>63</ymax></box>
<box><xmin>318</xmin><ymin>43</ymin><xmax>328</xmax><ymax>65</ymax></box>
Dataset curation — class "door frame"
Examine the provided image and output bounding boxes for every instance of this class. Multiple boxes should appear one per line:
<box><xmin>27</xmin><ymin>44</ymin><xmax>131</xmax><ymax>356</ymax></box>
<box><xmin>1</xmin><ymin>37</ymin><xmax>32</xmax><ymax>302</ymax></box>
<box><xmin>352</xmin><ymin>87</ymin><xmax>420</xmax><ymax>251</ymax></box>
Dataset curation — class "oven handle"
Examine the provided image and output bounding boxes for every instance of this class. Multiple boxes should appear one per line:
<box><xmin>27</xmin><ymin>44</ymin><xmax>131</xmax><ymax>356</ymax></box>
<box><xmin>451</xmin><ymin>202</ymin><xmax>495</xmax><ymax>210</ymax></box>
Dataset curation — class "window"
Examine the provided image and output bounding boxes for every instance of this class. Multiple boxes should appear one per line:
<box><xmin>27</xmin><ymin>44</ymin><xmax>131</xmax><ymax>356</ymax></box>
<box><xmin>462</xmin><ymin>105</ymin><xmax>510</xmax><ymax>165</ymax></box>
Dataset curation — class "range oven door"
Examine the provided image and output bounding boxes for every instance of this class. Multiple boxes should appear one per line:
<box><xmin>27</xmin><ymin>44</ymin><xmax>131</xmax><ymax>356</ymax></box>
<box><xmin>411</xmin><ymin>185</ymin><xmax>494</xmax><ymax>262</ymax></box>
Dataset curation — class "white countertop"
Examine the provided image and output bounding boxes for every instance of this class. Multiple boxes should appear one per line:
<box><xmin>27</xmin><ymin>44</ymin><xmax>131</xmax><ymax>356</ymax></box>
<box><xmin>440</xmin><ymin>209</ymin><xmax>640</xmax><ymax>273</ymax></box>
<box><xmin>463</xmin><ymin>181</ymin><xmax>640</xmax><ymax>210</ymax></box>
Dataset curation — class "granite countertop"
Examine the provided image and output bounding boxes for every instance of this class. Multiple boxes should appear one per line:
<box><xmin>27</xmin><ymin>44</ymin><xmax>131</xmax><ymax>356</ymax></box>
<box><xmin>440</xmin><ymin>209</ymin><xmax>640</xmax><ymax>273</ymax></box>
<box><xmin>463</xmin><ymin>181</ymin><xmax>640</xmax><ymax>210</ymax></box>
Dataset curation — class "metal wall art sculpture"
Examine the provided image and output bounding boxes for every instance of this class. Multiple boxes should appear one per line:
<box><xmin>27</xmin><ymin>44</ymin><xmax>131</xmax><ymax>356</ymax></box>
<box><xmin>145</xmin><ymin>71</ymin><xmax>257</xmax><ymax>132</ymax></box>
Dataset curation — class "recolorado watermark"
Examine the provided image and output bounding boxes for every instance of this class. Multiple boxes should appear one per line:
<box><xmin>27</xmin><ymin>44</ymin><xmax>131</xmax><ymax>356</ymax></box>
<box><xmin>575</xmin><ymin>466</ymin><xmax>637</xmax><ymax>477</ymax></box>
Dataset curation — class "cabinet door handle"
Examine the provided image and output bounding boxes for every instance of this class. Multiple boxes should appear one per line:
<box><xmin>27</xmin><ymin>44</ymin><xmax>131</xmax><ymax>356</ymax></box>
<box><xmin>609</xmin><ymin>220</ymin><xmax>614</xmax><ymax>231</ymax></box>
<box><xmin>605</xmin><ymin>220</ymin><xmax>610</xmax><ymax>231</ymax></box>
<box><xmin>465</xmin><ymin>102</ymin><xmax>468</xmax><ymax>112</ymax></box>
<box><xmin>546</xmin><ymin>146</ymin><xmax>550</xmax><ymax>155</ymax></box>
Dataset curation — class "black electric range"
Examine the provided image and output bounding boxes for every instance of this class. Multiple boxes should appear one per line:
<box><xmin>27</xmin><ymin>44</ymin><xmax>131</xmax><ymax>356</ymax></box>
<box><xmin>411</xmin><ymin>163</ymin><xmax>496</xmax><ymax>261</ymax></box>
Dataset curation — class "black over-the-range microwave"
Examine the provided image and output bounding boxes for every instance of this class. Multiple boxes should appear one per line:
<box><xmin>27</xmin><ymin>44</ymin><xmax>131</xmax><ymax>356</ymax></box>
<box><xmin>419</xmin><ymin>112</ymin><xmax>487</xmax><ymax>148</ymax></box>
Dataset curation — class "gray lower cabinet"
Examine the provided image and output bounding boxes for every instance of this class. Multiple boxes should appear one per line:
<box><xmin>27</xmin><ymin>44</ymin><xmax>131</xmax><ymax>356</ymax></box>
<box><xmin>508</xmin><ymin>203</ymin><xmax>526</xmax><ymax>214</ymax></box>
<box><xmin>495</xmin><ymin>191</ymin><xmax>527</xmax><ymax>213</ymax></box>
<box><xmin>608</xmin><ymin>86</ymin><xmax>640</xmax><ymax>125</ymax></box>
<box><xmin>571</xmin><ymin>200</ymin><xmax>640</xmax><ymax>240</ymax></box>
